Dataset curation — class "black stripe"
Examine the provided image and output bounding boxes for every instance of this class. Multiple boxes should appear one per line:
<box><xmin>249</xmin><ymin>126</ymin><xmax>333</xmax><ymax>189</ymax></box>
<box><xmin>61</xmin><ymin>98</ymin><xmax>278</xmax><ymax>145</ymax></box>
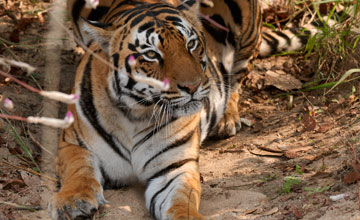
<box><xmin>120</xmin><ymin>91</ymin><xmax>154</xmax><ymax>106</ymax></box>
<box><xmin>207</xmin><ymin>109</ymin><xmax>217</xmax><ymax>134</ymax></box>
<box><xmin>146</xmin><ymin>28</ymin><xmax>155</xmax><ymax>39</ymax></box>
<box><xmin>85</xmin><ymin>19</ymin><xmax>112</xmax><ymax>29</ymax></box>
<box><xmin>224</xmin><ymin>0</ymin><xmax>242</xmax><ymax>25</ymax></box>
<box><xmin>143</xmin><ymin>130</ymin><xmax>195</xmax><ymax>170</ymax></box>
<box><xmin>219</xmin><ymin>62</ymin><xmax>231</xmax><ymax>114</ymax></box>
<box><xmin>240</xmin><ymin>0</ymin><xmax>258</xmax><ymax>47</ymax></box>
<box><xmin>132</xmin><ymin>116</ymin><xmax>177</xmax><ymax>152</ymax></box>
<box><xmin>72</xmin><ymin>0</ymin><xmax>85</xmax><ymax>41</ymax></box>
<box><xmin>208</xmin><ymin>59</ymin><xmax>222</xmax><ymax>97</ymax></box>
<box><xmin>109</xmin><ymin>1</ymin><xmax>158</xmax><ymax>24</ymax></box>
<box><xmin>88</xmin><ymin>6</ymin><xmax>110</xmax><ymax>21</ymax></box>
<box><xmin>129</xmin><ymin>8</ymin><xmax>179</xmax><ymax>28</ymax></box>
<box><xmin>201</xmin><ymin>15</ymin><xmax>227</xmax><ymax>45</ymax></box>
<box><xmin>80</xmin><ymin>55</ymin><xmax>130</xmax><ymax>163</ymax></box>
<box><xmin>126</xmin><ymin>77</ymin><xmax>137</xmax><ymax>90</ymax></box>
<box><xmin>177</xmin><ymin>0</ymin><xmax>196</xmax><ymax>10</ymax></box>
<box><xmin>200</xmin><ymin>2</ymin><xmax>211</xmax><ymax>8</ymax></box>
<box><xmin>203</xmin><ymin>97</ymin><xmax>211</xmax><ymax>123</ymax></box>
<box><xmin>311</xmin><ymin>20</ymin><xmax>325</xmax><ymax>28</ymax></box>
<box><xmin>158</xmin><ymin>184</ymin><xmax>177</xmax><ymax>216</ymax></box>
<box><xmin>219</xmin><ymin>62</ymin><xmax>231</xmax><ymax>85</ymax></box>
<box><xmin>128</xmin><ymin>43</ymin><xmax>137</xmax><ymax>51</ymax></box>
<box><xmin>108</xmin><ymin>6</ymin><xmax>144</xmax><ymax>24</ymax></box>
<box><xmin>289</xmin><ymin>28</ymin><xmax>311</xmax><ymax>46</ymax></box>
<box><xmin>274</xmin><ymin>30</ymin><xmax>291</xmax><ymax>45</ymax></box>
<box><xmin>106</xmin><ymin>1</ymin><xmax>129</xmax><ymax>16</ymax></box>
<box><xmin>149</xmin><ymin>173</ymin><xmax>184</xmax><ymax>217</ymax></box>
<box><xmin>74</xmin><ymin>129</ymin><xmax>87</xmax><ymax>149</ymax></box>
<box><xmin>165</xmin><ymin>16</ymin><xmax>182</xmax><ymax>23</ymax></box>
<box><xmin>138</xmin><ymin>21</ymin><xmax>155</xmax><ymax>33</ymax></box>
<box><xmin>226</xmin><ymin>27</ymin><xmax>236</xmax><ymax>47</ymax></box>
<box><xmin>100</xmin><ymin>164</ymin><xmax>127</xmax><ymax>189</ymax></box>
<box><xmin>262</xmin><ymin>32</ymin><xmax>279</xmax><ymax>54</ymax></box>
<box><xmin>112</xmin><ymin>53</ymin><xmax>121</xmax><ymax>94</ymax></box>
<box><xmin>152</xmin><ymin>9</ymin><xmax>179</xmax><ymax>16</ymax></box>
<box><xmin>147</xmin><ymin>158</ymin><xmax>198</xmax><ymax>184</ymax></box>
<box><xmin>130</xmin><ymin>13</ymin><xmax>147</xmax><ymax>28</ymax></box>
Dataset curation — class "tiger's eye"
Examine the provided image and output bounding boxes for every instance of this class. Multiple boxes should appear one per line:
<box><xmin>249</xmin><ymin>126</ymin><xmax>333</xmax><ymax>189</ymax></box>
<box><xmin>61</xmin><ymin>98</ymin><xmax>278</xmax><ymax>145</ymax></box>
<box><xmin>145</xmin><ymin>50</ymin><xmax>157</xmax><ymax>59</ymax></box>
<box><xmin>187</xmin><ymin>40</ymin><xmax>196</xmax><ymax>49</ymax></box>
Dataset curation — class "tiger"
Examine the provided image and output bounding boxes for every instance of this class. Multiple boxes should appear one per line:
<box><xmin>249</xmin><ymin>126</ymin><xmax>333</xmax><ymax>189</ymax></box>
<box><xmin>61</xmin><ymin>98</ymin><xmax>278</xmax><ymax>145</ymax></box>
<box><xmin>50</xmin><ymin>0</ymin><xmax>341</xmax><ymax>219</ymax></box>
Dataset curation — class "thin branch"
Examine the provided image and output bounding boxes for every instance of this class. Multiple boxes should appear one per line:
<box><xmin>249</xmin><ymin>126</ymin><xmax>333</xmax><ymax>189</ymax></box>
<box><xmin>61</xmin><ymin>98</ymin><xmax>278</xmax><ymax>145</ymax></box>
<box><xmin>27</xmin><ymin>127</ymin><xmax>55</xmax><ymax>157</ymax></box>
<box><xmin>0</xmin><ymin>70</ymin><xmax>78</xmax><ymax>104</ymax></box>
<box><xmin>0</xmin><ymin>200</ymin><xmax>42</xmax><ymax>212</ymax></box>
<box><xmin>0</xmin><ymin>160</ymin><xmax>58</xmax><ymax>182</ymax></box>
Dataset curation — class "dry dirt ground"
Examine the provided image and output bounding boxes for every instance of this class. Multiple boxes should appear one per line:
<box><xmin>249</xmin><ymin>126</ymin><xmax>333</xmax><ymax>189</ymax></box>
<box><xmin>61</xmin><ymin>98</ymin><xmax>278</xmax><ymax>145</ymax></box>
<box><xmin>1</xmin><ymin>1</ymin><xmax>360</xmax><ymax>220</ymax></box>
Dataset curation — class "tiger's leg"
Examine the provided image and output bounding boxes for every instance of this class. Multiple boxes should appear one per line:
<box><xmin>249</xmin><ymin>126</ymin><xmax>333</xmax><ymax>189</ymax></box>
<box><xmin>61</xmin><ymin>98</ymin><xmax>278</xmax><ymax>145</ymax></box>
<box><xmin>201</xmin><ymin>0</ymin><xmax>261</xmax><ymax>137</ymax></box>
<box><xmin>50</xmin><ymin>143</ymin><xmax>105</xmax><ymax>220</ymax></box>
<box><xmin>216</xmin><ymin>89</ymin><xmax>241</xmax><ymax>137</ymax></box>
<box><xmin>216</xmin><ymin>62</ymin><xmax>251</xmax><ymax>137</ymax></box>
<box><xmin>145</xmin><ymin>161</ymin><xmax>204</xmax><ymax>220</ymax></box>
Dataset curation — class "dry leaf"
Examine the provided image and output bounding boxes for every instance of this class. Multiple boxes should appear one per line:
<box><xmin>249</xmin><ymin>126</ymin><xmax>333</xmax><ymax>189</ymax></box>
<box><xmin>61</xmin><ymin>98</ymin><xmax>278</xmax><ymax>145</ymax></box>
<box><xmin>248</xmin><ymin>147</ymin><xmax>283</xmax><ymax>157</ymax></box>
<box><xmin>302</xmin><ymin>113</ymin><xmax>316</xmax><ymax>132</ymax></box>
<box><xmin>316</xmin><ymin>123</ymin><xmax>334</xmax><ymax>133</ymax></box>
<box><xmin>37</xmin><ymin>12</ymin><xmax>44</xmax><ymax>25</ymax></box>
<box><xmin>285</xmin><ymin>150</ymin><xmax>299</xmax><ymax>159</ymax></box>
<box><xmin>343</xmin><ymin>171</ymin><xmax>360</xmax><ymax>184</ymax></box>
<box><xmin>2</xmin><ymin>179</ymin><xmax>26</xmax><ymax>191</ymax></box>
<box><xmin>20</xmin><ymin>171</ymin><xmax>41</xmax><ymax>187</ymax></box>
<box><xmin>352</xmin><ymin>161</ymin><xmax>360</xmax><ymax>172</ymax></box>
<box><xmin>264</xmin><ymin>70</ymin><xmax>302</xmax><ymax>91</ymax></box>
<box><xmin>291</xmin><ymin>206</ymin><xmax>304</xmax><ymax>219</ymax></box>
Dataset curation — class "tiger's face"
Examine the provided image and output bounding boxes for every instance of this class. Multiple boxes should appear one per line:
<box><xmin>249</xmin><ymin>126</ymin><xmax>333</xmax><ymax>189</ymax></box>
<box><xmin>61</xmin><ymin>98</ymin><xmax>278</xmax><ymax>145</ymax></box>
<box><xmin>111</xmin><ymin>13</ymin><xmax>210</xmax><ymax>118</ymax></box>
<box><xmin>87</xmin><ymin>4</ymin><xmax>210</xmax><ymax>119</ymax></box>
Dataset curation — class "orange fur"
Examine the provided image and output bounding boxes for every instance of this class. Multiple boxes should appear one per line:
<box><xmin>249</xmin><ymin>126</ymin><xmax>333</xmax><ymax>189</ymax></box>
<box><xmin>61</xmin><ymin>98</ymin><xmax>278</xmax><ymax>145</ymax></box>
<box><xmin>166</xmin><ymin>172</ymin><xmax>204</xmax><ymax>220</ymax></box>
<box><xmin>52</xmin><ymin>144</ymin><xmax>102</xmax><ymax>216</ymax></box>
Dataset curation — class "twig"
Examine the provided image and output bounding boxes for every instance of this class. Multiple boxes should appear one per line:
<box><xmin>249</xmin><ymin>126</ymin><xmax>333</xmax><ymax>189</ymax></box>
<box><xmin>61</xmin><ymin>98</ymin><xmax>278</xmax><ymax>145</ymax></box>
<box><xmin>0</xmin><ymin>200</ymin><xmax>42</xmax><ymax>212</ymax></box>
<box><xmin>0</xmin><ymin>111</ymin><xmax>74</xmax><ymax>129</ymax></box>
<box><xmin>27</xmin><ymin>127</ymin><xmax>55</xmax><ymax>157</ymax></box>
<box><xmin>0</xmin><ymin>160</ymin><xmax>58</xmax><ymax>182</ymax></box>
<box><xmin>0</xmin><ymin>57</ymin><xmax>36</xmax><ymax>73</ymax></box>
<box><xmin>0</xmin><ymin>69</ymin><xmax>40</xmax><ymax>93</ymax></box>
<box><xmin>0</xmin><ymin>70</ymin><xmax>78</xmax><ymax>104</ymax></box>
<box><xmin>179</xmin><ymin>0</ymin><xmax>229</xmax><ymax>32</ymax></box>
<box><xmin>0</xmin><ymin>113</ymin><xmax>27</xmax><ymax>122</ymax></box>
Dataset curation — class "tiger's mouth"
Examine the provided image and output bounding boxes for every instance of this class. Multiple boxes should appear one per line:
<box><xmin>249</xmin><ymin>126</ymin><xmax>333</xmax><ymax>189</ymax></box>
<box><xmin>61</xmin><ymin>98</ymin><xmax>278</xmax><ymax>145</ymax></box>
<box><xmin>172</xmin><ymin>100</ymin><xmax>203</xmax><ymax>117</ymax></box>
<box><xmin>161</xmin><ymin>84</ymin><xmax>210</xmax><ymax>117</ymax></box>
<box><xmin>158</xmin><ymin>96</ymin><xmax>205</xmax><ymax>118</ymax></box>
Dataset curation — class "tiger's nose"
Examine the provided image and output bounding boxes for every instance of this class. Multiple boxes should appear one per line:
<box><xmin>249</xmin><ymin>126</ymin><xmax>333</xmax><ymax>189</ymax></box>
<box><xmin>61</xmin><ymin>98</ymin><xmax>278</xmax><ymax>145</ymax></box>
<box><xmin>177</xmin><ymin>81</ymin><xmax>201</xmax><ymax>94</ymax></box>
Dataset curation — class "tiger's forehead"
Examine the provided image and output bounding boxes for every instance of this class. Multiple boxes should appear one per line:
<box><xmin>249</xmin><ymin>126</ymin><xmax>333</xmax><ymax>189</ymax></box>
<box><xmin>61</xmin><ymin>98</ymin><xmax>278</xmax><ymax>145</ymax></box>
<box><xmin>131</xmin><ymin>15</ymin><xmax>196</xmax><ymax>48</ymax></box>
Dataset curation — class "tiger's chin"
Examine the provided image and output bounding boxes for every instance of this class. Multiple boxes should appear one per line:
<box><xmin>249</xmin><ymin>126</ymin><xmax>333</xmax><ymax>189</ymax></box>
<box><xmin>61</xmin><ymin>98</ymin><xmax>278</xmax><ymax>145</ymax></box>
<box><xmin>172</xmin><ymin>100</ymin><xmax>203</xmax><ymax>117</ymax></box>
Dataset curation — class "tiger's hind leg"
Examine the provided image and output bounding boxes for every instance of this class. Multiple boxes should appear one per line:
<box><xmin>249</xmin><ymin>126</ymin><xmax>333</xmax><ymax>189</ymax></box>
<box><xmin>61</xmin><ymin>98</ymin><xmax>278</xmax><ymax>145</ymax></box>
<box><xmin>145</xmin><ymin>162</ymin><xmax>204</xmax><ymax>220</ymax></box>
<box><xmin>50</xmin><ymin>143</ymin><xmax>105</xmax><ymax>220</ymax></box>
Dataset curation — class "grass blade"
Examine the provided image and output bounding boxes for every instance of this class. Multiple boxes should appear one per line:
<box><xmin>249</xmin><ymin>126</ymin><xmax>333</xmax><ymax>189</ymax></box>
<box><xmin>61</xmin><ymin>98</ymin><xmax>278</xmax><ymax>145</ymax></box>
<box><xmin>326</xmin><ymin>68</ymin><xmax>360</xmax><ymax>94</ymax></box>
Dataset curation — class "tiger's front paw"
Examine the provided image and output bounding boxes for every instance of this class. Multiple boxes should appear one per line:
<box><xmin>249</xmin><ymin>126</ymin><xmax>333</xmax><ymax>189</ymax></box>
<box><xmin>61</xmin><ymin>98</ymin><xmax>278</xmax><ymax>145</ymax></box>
<box><xmin>216</xmin><ymin>110</ymin><xmax>241</xmax><ymax>138</ymax></box>
<box><xmin>49</xmin><ymin>184</ymin><xmax>105</xmax><ymax>220</ymax></box>
<box><xmin>216</xmin><ymin>92</ymin><xmax>241</xmax><ymax>138</ymax></box>
<box><xmin>166</xmin><ymin>205</ymin><xmax>205</xmax><ymax>220</ymax></box>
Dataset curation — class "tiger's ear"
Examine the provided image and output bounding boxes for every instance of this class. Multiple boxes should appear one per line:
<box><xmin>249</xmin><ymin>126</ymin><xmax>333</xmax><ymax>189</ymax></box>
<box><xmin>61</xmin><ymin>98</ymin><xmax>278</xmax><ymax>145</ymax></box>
<box><xmin>78</xmin><ymin>17</ymin><xmax>113</xmax><ymax>54</ymax></box>
<box><xmin>176</xmin><ymin>0</ymin><xmax>200</xmax><ymax>12</ymax></box>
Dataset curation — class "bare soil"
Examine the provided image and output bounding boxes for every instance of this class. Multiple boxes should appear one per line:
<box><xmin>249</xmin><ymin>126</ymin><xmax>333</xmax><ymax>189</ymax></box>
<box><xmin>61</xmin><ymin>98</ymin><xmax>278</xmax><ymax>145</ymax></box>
<box><xmin>1</xmin><ymin>1</ymin><xmax>360</xmax><ymax>220</ymax></box>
